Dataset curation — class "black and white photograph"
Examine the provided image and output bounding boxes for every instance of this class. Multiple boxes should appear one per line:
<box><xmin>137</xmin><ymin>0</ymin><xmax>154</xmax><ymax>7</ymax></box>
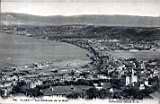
<box><xmin>0</xmin><ymin>0</ymin><xmax>160</xmax><ymax>104</ymax></box>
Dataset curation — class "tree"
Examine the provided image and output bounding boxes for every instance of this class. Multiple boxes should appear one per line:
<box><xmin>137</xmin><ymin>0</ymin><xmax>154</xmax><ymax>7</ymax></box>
<box><xmin>26</xmin><ymin>87</ymin><xmax>43</xmax><ymax>97</ymax></box>
<box><xmin>66</xmin><ymin>92</ymin><xmax>81</xmax><ymax>99</ymax></box>
<box><xmin>86</xmin><ymin>88</ymin><xmax>99</xmax><ymax>99</ymax></box>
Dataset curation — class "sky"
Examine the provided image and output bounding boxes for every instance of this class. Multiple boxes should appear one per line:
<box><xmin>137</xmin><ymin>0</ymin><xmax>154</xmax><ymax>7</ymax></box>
<box><xmin>1</xmin><ymin>0</ymin><xmax>160</xmax><ymax>16</ymax></box>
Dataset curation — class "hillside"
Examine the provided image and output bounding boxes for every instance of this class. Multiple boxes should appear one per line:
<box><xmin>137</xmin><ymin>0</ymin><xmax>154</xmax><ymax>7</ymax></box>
<box><xmin>1</xmin><ymin>13</ymin><xmax>160</xmax><ymax>27</ymax></box>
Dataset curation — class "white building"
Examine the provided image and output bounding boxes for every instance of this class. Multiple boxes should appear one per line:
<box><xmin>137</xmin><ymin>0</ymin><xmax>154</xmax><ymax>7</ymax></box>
<box><xmin>140</xmin><ymin>62</ymin><xmax>145</xmax><ymax>69</ymax></box>
<box><xmin>132</xmin><ymin>75</ymin><xmax>138</xmax><ymax>83</ymax></box>
<box><xmin>145</xmin><ymin>80</ymin><xmax>152</xmax><ymax>87</ymax></box>
<box><xmin>139</xmin><ymin>84</ymin><xmax>145</xmax><ymax>90</ymax></box>
<box><xmin>29</xmin><ymin>80</ymin><xmax>43</xmax><ymax>88</ymax></box>
<box><xmin>126</xmin><ymin>76</ymin><xmax>131</xmax><ymax>86</ymax></box>
<box><xmin>131</xmin><ymin>69</ymin><xmax>138</xmax><ymax>83</ymax></box>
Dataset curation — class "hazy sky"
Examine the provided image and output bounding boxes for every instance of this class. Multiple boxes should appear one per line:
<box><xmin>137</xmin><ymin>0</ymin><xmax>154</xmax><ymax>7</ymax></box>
<box><xmin>1</xmin><ymin>0</ymin><xmax>160</xmax><ymax>16</ymax></box>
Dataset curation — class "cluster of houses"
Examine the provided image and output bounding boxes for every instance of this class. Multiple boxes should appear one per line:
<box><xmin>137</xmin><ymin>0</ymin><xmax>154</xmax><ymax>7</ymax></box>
<box><xmin>118</xmin><ymin>59</ymin><xmax>159</xmax><ymax>89</ymax></box>
<box><xmin>62</xmin><ymin>38</ymin><xmax>160</xmax><ymax>98</ymax></box>
<box><xmin>0</xmin><ymin>52</ymin><xmax>159</xmax><ymax>98</ymax></box>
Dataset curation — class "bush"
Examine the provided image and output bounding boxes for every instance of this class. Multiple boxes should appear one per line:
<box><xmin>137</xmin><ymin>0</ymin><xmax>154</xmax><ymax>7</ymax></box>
<box><xmin>85</xmin><ymin>88</ymin><xmax>99</xmax><ymax>99</ymax></box>
<box><xmin>26</xmin><ymin>88</ymin><xmax>43</xmax><ymax>97</ymax></box>
<box><xmin>66</xmin><ymin>92</ymin><xmax>82</xmax><ymax>99</ymax></box>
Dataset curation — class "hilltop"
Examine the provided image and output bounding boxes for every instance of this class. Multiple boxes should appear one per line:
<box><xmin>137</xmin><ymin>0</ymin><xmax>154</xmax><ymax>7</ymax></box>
<box><xmin>1</xmin><ymin>13</ymin><xmax>160</xmax><ymax>27</ymax></box>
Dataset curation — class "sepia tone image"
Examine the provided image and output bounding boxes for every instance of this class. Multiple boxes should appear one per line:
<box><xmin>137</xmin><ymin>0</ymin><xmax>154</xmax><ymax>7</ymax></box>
<box><xmin>0</xmin><ymin>0</ymin><xmax>160</xmax><ymax>102</ymax></box>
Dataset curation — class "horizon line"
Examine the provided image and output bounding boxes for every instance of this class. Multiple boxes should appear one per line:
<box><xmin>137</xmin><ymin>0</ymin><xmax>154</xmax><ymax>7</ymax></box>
<box><xmin>1</xmin><ymin>12</ymin><xmax>160</xmax><ymax>17</ymax></box>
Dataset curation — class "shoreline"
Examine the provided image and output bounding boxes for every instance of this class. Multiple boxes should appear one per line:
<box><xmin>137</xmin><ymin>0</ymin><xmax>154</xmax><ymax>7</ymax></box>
<box><xmin>0</xmin><ymin>26</ymin><xmax>160</xmax><ymax>100</ymax></box>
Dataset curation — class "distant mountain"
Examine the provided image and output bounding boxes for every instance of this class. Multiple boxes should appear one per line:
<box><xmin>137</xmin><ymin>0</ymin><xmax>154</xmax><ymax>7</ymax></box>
<box><xmin>1</xmin><ymin>13</ymin><xmax>160</xmax><ymax>27</ymax></box>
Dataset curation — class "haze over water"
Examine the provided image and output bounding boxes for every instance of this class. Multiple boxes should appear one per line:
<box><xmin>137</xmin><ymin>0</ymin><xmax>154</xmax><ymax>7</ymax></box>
<box><xmin>0</xmin><ymin>32</ymin><xmax>90</xmax><ymax>65</ymax></box>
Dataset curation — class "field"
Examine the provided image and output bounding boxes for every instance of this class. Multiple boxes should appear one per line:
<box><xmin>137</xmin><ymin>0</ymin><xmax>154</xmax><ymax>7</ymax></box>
<box><xmin>109</xmin><ymin>50</ymin><xmax>160</xmax><ymax>60</ymax></box>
